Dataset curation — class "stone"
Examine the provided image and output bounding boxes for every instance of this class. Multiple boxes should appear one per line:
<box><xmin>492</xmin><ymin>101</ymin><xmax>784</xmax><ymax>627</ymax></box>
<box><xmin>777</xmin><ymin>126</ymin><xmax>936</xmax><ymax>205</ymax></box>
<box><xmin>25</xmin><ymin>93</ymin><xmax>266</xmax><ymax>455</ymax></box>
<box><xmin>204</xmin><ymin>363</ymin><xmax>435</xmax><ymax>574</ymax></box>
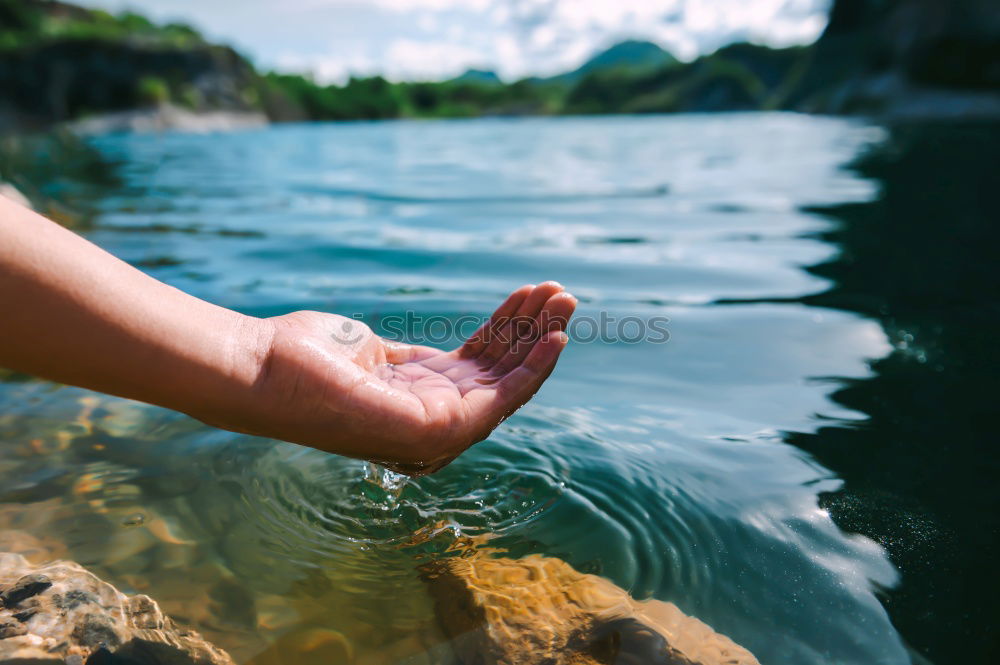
<box><xmin>421</xmin><ymin>554</ymin><xmax>760</xmax><ymax>665</ymax></box>
<box><xmin>0</xmin><ymin>553</ymin><xmax>234</xmax><ymax>665</ymax></box>
<box><xmin>0</xmin><ymin>574</ymin><xmax>51</xmax><ymax>608</ymax></box>
<box><xmin>0</xmin><ymin>618</ymin><xmax>26</xmax><ymax>639</ymax></box>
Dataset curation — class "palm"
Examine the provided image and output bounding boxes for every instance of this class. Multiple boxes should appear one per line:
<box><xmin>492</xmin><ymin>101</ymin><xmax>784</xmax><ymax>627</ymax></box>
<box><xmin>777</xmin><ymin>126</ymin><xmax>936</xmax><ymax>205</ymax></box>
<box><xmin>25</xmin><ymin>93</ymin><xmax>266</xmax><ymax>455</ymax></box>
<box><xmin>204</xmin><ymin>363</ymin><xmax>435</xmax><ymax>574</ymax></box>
<box><xmin>257</xmin><ymin>283</ymin><xmax>575</xmax><ymax>474</ymax></box>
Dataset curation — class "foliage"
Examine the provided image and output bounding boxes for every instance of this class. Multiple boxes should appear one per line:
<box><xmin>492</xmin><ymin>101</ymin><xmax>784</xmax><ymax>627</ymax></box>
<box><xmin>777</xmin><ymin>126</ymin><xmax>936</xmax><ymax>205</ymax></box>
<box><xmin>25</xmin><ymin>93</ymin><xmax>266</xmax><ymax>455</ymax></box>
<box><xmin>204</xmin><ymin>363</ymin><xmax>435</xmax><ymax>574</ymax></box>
<box><xmin>563</xmin><ymin>44</ymin><xmax>809</xmax><ymax>115</ymax></box>
<box><xmin>261</xmin><ymin>72</ymin><xmax>561</xmax><ymax>121</ymax></box>
<box><xmin>0</xmin><ymin>0</ymin><xmax>818</xmax><ymax>124</ymax></box>
<box><xmin>0</xmin><ymin>0</ymin><xmax>204</xmax><ymax>50</ymax></box>
<box><xmin>136</xmin><ymin>76</ymin><xmax>170</xmax><ymax>106</ymax></box>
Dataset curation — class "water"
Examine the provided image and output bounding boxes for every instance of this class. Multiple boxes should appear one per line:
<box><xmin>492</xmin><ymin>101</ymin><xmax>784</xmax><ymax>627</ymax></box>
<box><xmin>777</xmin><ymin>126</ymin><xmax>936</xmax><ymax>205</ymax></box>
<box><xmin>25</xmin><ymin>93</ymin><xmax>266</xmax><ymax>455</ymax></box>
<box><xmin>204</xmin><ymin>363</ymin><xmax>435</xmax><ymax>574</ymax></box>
<box><xmin>1</xmin><ymin>114</ymin><xmax>997</xmax><ymax>664</ymax></box>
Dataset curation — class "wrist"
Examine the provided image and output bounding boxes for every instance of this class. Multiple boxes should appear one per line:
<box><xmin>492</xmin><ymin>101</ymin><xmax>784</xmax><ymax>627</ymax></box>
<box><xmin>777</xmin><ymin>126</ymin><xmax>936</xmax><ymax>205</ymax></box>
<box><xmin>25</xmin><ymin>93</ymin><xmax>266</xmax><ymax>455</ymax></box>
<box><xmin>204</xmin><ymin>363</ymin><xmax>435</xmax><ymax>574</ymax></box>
<box><xmin>177</xmin><ymin>309</ymin><xmax>277</xmax><ymax>435</ymax></box>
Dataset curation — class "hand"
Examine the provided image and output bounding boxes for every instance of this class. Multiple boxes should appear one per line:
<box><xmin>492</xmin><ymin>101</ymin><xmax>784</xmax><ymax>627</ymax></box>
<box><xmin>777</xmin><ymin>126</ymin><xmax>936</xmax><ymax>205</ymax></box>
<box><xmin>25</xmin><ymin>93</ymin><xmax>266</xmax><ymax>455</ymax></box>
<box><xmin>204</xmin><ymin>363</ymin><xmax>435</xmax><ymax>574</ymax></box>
<box><xmin>237</xmin><ymin>282</ymin><xmax>576</xmax><ymax>475</ymax></box>
<box><xmin>0</xmin><ymin>196</ymin><xmax>571</xmax><ymax>470</ymax></box>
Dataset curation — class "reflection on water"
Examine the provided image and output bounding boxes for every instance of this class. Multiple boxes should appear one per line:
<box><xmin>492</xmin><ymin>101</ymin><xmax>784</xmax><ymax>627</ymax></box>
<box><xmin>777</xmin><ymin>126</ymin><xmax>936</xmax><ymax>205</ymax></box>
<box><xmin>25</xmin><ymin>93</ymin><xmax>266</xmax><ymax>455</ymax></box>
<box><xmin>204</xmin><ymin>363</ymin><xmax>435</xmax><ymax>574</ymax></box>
<box><xmin>0</xmin><ymin>131</ymin><xmax>121</xmax><ymax>227</ymax></box>
<box><xmin>788</xmin><ymin>123</ymin><xmax>1000</xmax><ymax>664</ymax></box>
<box><xmin>0</xmin><ymin>114</ymin><xmax>991</xmax><ymax>664</ymax></box>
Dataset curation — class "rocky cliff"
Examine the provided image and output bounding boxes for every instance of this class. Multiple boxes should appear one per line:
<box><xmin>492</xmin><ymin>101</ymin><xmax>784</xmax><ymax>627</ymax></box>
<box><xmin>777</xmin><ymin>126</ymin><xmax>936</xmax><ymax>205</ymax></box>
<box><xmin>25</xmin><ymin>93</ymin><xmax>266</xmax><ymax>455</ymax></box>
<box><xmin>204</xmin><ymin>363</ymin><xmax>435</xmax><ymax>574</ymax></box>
<box><xmin>794</xmin><ymin>0</ymin><xmax>1000</xmax><ymax>116</ymax></box>
<box><xmin>0</xmin><ymin>0</ymin><xmax>282</xmax><ymax>131</ymax></box>
<box><xmin>0</xmin><ymin>39</ymin><xmax>261</xmax><ymax>130</ymax></box>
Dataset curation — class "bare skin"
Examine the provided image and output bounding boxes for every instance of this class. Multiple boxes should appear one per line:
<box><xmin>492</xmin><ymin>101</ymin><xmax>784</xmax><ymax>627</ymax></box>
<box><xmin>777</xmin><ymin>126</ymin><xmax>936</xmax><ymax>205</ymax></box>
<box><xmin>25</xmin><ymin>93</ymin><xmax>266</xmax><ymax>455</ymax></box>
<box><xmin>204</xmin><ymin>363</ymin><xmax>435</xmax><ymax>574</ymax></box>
<box><xmin>0</xmin><ymin>194</ymin><xmax>575</xmax><ymax>474</ymax></box>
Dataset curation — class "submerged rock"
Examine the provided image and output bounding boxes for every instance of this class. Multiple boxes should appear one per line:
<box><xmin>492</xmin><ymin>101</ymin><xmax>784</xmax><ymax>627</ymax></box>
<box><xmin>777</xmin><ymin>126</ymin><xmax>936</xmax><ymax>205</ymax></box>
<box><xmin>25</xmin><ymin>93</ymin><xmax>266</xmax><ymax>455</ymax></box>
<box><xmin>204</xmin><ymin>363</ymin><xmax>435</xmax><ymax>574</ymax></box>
<box><xmin>421</xmin><ymin>554</ymin><xmax>759</xmax><ymax>665</ymax></box>
<box><xmin>0</xmin><ymin>553</ymin><xmax>234</xmax><ymax>665</ymax></box>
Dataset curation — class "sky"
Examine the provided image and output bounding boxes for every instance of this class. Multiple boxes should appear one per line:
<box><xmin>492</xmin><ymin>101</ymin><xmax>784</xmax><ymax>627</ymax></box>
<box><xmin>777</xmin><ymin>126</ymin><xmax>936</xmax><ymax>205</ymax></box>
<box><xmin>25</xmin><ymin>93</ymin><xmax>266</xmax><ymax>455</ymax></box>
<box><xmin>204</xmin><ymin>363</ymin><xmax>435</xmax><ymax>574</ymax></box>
<box><xmin>85</xmin><ymin>0</ymin><xmax>831</xmax><ymax>84</ymax></box>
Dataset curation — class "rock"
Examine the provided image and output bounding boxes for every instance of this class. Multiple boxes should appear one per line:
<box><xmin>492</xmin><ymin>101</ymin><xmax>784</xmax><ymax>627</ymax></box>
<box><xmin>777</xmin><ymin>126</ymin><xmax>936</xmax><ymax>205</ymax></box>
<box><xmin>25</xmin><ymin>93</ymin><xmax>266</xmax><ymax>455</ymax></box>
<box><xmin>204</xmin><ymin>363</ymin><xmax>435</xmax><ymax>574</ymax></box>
<box><xmin>0</xmin><ymin>553</ymin><xmax>234</xmax><ymax>665</ymax></box>
<box><xmin>795</xmin><ymin>0</ymin><xmax>1000</xmax><ymax>117</ymax></box>
<box><xmin>421</xmin><ymin>554</ymin><xmax>759</xmax><ymax>665</ymax></box>
<box><xmin>0</xmin><ymin>574</ymin><xmax>51</xmax><ymax>608</ymax></box>
<box><xmin>0</xmin><ymin>618</ymin><xmax>26</xmax><ymax>639</ymax></box>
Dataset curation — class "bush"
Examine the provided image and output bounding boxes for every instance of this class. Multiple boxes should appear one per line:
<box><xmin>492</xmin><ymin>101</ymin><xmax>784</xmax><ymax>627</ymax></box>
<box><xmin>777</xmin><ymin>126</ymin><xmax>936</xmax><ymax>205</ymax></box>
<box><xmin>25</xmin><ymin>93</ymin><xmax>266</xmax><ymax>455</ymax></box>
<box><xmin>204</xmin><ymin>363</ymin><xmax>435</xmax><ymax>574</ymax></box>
<box><xmin>136</xmin><ymin>76</ymin><xmax>170</xmax><ymax>106</ymax></box>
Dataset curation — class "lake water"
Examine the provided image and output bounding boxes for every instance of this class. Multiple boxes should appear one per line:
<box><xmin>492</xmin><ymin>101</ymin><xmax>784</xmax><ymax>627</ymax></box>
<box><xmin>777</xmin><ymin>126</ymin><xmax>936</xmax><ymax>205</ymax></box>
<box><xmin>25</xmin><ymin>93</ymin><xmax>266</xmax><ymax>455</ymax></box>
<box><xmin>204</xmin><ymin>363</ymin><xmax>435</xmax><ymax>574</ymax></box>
<box><xmin>1</xmin><ymin>114</ymin><xmax>997</xmax><ymax>664</ymax></box>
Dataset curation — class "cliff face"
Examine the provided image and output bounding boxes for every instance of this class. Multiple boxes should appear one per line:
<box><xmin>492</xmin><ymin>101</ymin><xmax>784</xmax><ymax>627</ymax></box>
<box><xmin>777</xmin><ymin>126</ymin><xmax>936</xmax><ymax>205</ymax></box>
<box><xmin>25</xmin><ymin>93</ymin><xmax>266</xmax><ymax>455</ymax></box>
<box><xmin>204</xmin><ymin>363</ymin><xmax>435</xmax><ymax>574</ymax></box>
<box><xmin>823</xmin><ymin>0</ymin><xmax>998</xmax><ymax>84</ymax></box>
<box><xmin>794</xmin><ymin>0</ymin><xmax>1000</xmax><ymax>114</ymax></box>
<box><xmin>0</xmin><ymin>0</ymin><xmax>275</xmax><ymax>131</ymax></box>
<box><xmin>0</xmin><ymin>40</ymin><xmax>260</xmax><ymax>130</ymax></box>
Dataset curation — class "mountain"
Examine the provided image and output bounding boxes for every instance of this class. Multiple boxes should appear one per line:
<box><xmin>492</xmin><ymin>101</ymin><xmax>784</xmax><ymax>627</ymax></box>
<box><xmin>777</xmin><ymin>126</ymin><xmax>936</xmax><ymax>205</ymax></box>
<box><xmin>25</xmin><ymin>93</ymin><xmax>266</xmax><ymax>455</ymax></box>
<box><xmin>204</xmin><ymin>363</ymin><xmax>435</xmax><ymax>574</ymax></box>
<box><xmin>574</xmin><ymin>40</ymin><xmax>677</xmax><ymax>77</ymax></box>
<box><xmin>451</xmin><ymin>69</ymin><xmax>502</xmax><ymax>85</ymax></box>
<box><xmin>3</xmin><ymin>0</ymin><xmax>996</xmax><ymax>130</ymax></box>
<box><xmin>529</xmin><ymin>40</ymin><xmax>678</xmax><ymax>86</ymax></box>
<box><xmin>561</xmin><ymin>0</ymin><xmax>1000</xmax><ymax>120</ymax></box>
<box><xmin>562</xmin><ymin>42</ymin><xmax>809</xmax><ymax>115</ymax></box>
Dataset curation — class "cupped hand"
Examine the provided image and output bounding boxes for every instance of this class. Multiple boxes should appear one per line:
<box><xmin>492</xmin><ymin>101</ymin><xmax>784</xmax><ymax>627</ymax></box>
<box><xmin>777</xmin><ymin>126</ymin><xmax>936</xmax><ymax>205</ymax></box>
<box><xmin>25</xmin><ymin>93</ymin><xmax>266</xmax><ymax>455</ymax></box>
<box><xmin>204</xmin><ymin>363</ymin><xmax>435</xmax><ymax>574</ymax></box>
<box><xmin>241</xmin><ymin>282</ymin><xmax>576</xmax><ymax>475</ymax></box>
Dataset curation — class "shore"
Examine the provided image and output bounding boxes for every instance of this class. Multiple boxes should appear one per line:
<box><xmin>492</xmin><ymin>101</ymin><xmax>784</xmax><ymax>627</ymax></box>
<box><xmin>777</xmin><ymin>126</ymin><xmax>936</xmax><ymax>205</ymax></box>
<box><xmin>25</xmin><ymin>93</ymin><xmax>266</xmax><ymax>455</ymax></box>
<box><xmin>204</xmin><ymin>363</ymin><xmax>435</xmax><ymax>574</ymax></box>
<box><xmin>66</xmin><ymin>105</ymin><xmax>268</xmax><ymax>135</ymax></box>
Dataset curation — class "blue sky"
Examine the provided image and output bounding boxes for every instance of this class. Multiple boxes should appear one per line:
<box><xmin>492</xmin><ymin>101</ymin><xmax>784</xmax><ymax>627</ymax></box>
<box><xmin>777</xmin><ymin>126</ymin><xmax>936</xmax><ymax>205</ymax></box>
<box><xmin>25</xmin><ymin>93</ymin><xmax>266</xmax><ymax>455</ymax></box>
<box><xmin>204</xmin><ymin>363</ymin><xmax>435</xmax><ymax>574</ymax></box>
<box><xmin>85</xmin><ymin>0</ymin><xmax>830</xmax><ymax>83</ymax></box>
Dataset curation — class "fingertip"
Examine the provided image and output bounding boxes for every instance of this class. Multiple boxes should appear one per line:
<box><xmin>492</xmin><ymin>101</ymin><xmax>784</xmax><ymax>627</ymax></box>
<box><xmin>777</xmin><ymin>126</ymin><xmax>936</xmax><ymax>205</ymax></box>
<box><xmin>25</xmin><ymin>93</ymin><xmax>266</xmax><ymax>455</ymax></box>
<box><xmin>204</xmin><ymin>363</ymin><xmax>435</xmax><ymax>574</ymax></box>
<box><xmin>548</xmin><ymin>291</ymin><xmax>577</xmax><ymax>307</ymax></box>
<box><xmin>539</xmin><ymin>292</ymin><xmax>577</xmax><ymax>333</ymax></box>
<box><xmin>547</xmin><ymin>330</ymin><xmax>569</xmax><ymax>346</ymax></box>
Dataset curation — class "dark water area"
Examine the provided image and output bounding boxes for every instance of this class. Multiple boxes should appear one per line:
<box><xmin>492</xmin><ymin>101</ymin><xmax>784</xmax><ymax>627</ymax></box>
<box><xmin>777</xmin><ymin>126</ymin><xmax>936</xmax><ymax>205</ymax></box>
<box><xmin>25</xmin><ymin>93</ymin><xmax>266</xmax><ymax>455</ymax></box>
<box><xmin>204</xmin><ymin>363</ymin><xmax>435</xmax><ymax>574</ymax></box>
<box><xmin>0</xmin><ymin>114</ymin><xmax>997</xmax><ymax>664</ymax></box>
<box><xmin>793</xmin><ymin>124</ymin><xmax>1000</xmax><ymax>664</ymax></box>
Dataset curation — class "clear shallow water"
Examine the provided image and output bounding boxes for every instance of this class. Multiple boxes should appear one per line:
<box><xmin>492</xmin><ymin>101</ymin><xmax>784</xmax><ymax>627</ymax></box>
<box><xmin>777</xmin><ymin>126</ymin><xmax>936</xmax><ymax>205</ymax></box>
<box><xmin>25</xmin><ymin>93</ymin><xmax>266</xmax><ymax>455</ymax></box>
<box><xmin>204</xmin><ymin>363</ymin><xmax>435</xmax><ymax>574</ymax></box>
<box><xmin>2</xmin><ymin>114</ymin><xmax>995</xmax><ymax>664</ymax></box>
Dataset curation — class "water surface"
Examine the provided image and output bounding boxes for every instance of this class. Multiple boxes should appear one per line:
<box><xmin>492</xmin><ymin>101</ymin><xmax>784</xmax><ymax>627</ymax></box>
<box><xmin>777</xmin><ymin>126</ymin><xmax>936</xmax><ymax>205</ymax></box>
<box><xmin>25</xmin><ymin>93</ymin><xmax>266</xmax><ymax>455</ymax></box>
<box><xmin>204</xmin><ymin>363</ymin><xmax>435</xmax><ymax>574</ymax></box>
<box><xmin>2</xmin><ymin>114</ymin><xmax>996</xmax><ymax>664</ymax></box>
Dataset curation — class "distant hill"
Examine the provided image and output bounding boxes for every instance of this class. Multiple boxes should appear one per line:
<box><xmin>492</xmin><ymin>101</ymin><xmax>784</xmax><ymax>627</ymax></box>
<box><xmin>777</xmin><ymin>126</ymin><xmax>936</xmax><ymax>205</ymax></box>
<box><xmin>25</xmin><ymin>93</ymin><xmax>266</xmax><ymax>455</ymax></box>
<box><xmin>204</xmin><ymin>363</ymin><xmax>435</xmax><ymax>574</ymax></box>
<box><xmin>529</xmin><ymin>40</ymin><xmax>677</xmax><ymax>86</ymax></box>
<box><xmin>2</xmin><ymin>0</ymin><xmax>996</xmax><ymax>130</ymax></box>
<box><xmin>562</xmin><ymin>42</ymin><xmax>810</xmax><ymax>115</ymax></box>
<box><xmin>561</xmin><ymin>0</ymin><xmax>999</xmax><ymax>119</ymax></box>
<box><xmin>451</xmin><ymin>69</ymin><xmax>502</xmax><ymax>85</ymax></box>
<box><xmin>572</xmin><ymin>40</ymin><xmax>677</xmax><ymax>77</ymax></box>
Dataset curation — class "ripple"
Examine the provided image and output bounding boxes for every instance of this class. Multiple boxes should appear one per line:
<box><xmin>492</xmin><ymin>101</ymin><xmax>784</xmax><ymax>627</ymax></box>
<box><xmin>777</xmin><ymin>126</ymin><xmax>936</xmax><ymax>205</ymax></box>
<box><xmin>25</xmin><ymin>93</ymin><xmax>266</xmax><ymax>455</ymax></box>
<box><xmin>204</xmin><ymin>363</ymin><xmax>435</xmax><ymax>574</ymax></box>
<box><xmin>228</xmin><ymin>439</ymin><xmax>570</xmax><ymax>561</ymax></box>
<box><xmin>294</xmin><ymin>183</ymin><xmax>669</xmax><ymax>204</ymax></box>
<box><xmin>212</xmin><ymin>404</ymin><xmax>743</xmax><ymax>619</ymax></box>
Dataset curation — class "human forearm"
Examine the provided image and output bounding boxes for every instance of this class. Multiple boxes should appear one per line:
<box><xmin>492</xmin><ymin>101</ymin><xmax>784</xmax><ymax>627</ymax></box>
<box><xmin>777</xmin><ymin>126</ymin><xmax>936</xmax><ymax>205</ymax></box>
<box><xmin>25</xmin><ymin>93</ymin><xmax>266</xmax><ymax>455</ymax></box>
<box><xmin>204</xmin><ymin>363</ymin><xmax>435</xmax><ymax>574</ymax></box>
<box><xmin>0</xmin><ymin>194</ymin><xmax>573</xmax><ymax>472</ymax></box>
<box><xmin>0</xmin><ymin>195</ymin><xmax>271</xmax><ymax>427</ymax></box>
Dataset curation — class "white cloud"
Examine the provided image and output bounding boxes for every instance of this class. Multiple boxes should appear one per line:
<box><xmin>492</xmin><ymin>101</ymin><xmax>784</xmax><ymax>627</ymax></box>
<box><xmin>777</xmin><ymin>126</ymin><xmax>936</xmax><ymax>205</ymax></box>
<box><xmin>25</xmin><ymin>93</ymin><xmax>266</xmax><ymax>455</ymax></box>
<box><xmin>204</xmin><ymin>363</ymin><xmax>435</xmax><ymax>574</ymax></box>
<box><xmin>383</xmin><ymin>40</ymin><xmax>489</xmax><ymax>80</ymax></box>
<box><xmin>85</xmin><ymin>0</ymin><xmax>830</xmax><ymax>83</ymax></box>
<box><xmin>375</xmin><ymin>0</ymin><xmax>491</xmax><ymax>9</ymax></box>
